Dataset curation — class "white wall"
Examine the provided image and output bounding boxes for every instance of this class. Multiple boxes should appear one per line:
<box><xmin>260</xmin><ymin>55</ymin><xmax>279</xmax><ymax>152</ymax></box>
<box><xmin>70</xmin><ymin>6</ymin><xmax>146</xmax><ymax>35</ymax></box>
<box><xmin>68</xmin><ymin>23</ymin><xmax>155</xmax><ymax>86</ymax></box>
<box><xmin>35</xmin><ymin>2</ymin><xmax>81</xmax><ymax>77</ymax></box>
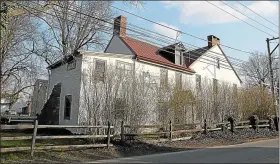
<box><xmin>49</xmin><ymin>49</ymin><xmax>241</xmax><ymax>126</ymax></box>
<box><xmin>48</xmin><ymin>57</ymin><xmax>82</xmax><ymax>125</ymax></box>
<box><xmin>190</xmin><ymin>45</ymin><xmax>241</xmax><ymax>87</ymax></box>
<box><xmin>78</xmin><ymin>52</ymin><xmax>195</xmax><ymax>126</ymax></box>
<box><xmin>78</xmin><ymin>52</ymin><xmax>135</xmax><ymax>125</ymax></box>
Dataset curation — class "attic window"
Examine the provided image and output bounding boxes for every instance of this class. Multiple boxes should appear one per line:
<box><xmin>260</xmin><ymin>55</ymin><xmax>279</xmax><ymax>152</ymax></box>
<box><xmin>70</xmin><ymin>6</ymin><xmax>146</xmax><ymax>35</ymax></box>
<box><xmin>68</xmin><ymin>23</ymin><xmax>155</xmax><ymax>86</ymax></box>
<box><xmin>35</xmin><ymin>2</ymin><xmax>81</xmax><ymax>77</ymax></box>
<box><xmin>217</xmin><ymin>58</ymin><xmax>220</xmax><ymax>69</ymax></box>
<box><xmin>67</xmin><ymin>60</ymin><xmax>76</xmax><ymax>70</ymax></box>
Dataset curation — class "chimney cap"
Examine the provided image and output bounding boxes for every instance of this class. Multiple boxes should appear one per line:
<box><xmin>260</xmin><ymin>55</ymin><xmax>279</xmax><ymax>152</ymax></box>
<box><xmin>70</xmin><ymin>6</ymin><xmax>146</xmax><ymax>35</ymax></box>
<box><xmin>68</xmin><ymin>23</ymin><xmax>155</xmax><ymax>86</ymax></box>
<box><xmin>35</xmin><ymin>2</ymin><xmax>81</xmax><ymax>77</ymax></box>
<box><xmin>208</xmin><ymin>35</ymin><xmax>220</xmax><ymax>40</ymax></box>
<box><xmin>114</xmin><ymin>15</ymin><xmax>127</xmax><ymax>20</ymax></box>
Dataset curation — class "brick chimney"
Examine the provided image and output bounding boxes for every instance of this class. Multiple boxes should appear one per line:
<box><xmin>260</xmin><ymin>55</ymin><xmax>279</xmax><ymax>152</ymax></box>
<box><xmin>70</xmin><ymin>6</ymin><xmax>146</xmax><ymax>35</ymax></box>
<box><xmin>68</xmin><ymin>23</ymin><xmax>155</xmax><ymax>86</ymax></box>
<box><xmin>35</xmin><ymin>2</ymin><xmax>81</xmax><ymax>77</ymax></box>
<box><xmin>113</xmin><ymin>15</ymin><xmax>127</xmax><ymax>38</ymax></box>
<box><xmin>207</xmin><ymin>35</ymin><xmax>220</xmax><ymax>47</ymax></box>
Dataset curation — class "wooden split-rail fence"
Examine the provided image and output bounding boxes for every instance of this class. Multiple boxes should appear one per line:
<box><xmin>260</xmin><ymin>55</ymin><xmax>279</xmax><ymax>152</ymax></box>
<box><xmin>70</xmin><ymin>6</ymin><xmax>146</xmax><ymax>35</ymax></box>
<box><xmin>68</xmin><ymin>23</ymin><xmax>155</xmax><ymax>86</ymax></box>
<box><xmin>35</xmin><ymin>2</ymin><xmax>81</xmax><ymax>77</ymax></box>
<box><xmin>120</xmin><ymin>119</ymin><xmax>273</xmax><ymax>142</ymax></box>
<box><xmin>1</xmin><ymin>120</ymin><xmax>114</xmax><ymax>157</ymax></box>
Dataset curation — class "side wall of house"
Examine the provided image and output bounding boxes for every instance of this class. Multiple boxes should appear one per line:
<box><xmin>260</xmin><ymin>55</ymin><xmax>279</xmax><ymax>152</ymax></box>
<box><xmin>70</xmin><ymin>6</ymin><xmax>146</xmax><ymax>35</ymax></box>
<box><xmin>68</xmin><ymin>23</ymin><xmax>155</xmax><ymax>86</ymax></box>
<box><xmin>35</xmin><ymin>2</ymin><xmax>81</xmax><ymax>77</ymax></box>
<box><xmin>190</xmin><ymin>45</ymin><xmax>241</xmax><ymax>87</ymax></box>
<box><xmin>48</xmin><ymin>57</ymin><xmax>82</xmax><ymax>125</ymax></box>
<box><xmin>105</xmin><ymin>36</ymin><xmax>135</xmax><ymax>55</ymax></box>
<box><xmin>78</xmin><ymin>53</ymin><xmax>196</xmax><ymax>128</ymax></box>
<box><xmin>78</xmin><ymin>53</ymin><xmax>134</xmax><ymax>126</ymax></box>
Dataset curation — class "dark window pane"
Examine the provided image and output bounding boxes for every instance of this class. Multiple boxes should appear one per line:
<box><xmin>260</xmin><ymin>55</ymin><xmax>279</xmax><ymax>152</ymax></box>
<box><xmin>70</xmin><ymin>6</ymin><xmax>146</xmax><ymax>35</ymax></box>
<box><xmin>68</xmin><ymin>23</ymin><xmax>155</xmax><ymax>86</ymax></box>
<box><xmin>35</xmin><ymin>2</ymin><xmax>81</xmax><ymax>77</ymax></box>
<box><xmin>160</xmin><ymin>69</ymin><xmax>168</xmax><ymax>87</ymax></box>
<box><xmin>95</xmin><ymin>60</ymin><xmax>106</xmax><ymax>81</ymax></box>
<box><xmin>64</xmin><ymin>95</ymin><xmax>72</xmax><ymax>120</ymax></box>
<box><xmin>67</xmin><ymin>60</ymin><xmax>76</xmax><ymax>70</ymax></box>
<box><xmin>175</xmin><ymin>73</ymin><xmax>182</xmax><ymax>89</ymax></box>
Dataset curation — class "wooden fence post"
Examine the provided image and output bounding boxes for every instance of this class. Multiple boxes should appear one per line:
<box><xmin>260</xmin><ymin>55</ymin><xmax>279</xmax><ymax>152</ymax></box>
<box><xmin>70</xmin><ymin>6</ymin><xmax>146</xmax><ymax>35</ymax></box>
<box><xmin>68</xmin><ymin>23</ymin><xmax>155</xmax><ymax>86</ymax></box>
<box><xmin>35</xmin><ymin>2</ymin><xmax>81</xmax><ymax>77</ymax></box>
<box><xmin>8</xmin><ymin>117</ymin><xmax>11</xmax><ymax>124</ymax></box>
<box><xmin>107</xmin><ymin>121</ymin><xmax>111</xmax><ymax>149</ymax></box>
<box><xmin>204</xmin><ymin>119</ymin><xmax>207</xmax><ymax>134</ymax></box>
<box><xmin>31</xmin><ymin>120</ymin><xmax>38</xmax><ymax>157</ymax></box>
<box><xmin>121</xmin><ymin>120</ymin><xmax>124</xmax><ymax>142</ymax></box>
<box><xmin>169</xmin><ymin>120</ymin><xmax>172</xmax><ymax>141</ymax></box>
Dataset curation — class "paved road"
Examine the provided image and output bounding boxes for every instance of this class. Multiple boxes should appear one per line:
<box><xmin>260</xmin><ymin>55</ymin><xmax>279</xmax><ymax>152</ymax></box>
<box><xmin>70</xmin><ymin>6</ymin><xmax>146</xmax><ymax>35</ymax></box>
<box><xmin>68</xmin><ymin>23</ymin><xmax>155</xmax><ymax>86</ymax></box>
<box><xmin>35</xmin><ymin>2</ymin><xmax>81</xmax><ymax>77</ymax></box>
<box><xmin>87</xmin><ymin>139</ymin><xmax>279</xmax><ymax>163</ymax></box>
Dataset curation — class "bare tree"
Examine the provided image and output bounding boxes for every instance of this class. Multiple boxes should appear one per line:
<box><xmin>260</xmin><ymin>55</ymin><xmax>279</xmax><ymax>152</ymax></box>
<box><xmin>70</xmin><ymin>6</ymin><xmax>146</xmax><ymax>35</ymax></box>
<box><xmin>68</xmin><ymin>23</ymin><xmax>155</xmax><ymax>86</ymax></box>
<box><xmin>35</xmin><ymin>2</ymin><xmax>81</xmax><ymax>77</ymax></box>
<box><xmin>0</xmin><ymin>2</ymin><xmax>42</xmax><ymax>105</ymax></box>
<box><xmin>32</xmin><ymin>1</ymin><xmax>144</xmax><ymax>62</ymax></box>
<box><xmin>242</xmin><ymin>52</ymin><xmax>278</xmax><ymax>87</ymax></box>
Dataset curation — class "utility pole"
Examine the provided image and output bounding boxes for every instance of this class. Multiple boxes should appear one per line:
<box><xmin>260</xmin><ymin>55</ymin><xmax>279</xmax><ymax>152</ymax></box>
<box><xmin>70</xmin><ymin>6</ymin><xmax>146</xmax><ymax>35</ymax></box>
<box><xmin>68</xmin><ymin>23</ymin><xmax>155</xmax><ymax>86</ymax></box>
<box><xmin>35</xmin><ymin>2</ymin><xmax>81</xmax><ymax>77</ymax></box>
<box><xmin>266</xmin><ymin>37</ymin><xmax>279</xmax><ymax>117</ymax></box>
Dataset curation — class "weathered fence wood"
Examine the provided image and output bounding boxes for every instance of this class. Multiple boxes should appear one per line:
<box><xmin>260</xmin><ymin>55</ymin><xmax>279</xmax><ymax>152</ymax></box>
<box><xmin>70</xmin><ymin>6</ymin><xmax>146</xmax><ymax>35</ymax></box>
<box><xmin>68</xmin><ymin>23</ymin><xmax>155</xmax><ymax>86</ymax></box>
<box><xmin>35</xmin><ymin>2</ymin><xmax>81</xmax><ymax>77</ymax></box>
<box><xmin>0</xmin><ymin>144</ymin><xmax>114</xmax><ymax>153</ymax></box>
<box><xmin>35</xmin><ymin>144</ymin><xmax>113</xmax><ymax>150</ymax></box>
<box><xmin>173</xmin><ymin>123</ymin><xmax>201</xmax><ymax>128</ymax></box>
<box><xmin>169</xmin><ymin>120</ymin><xmax>173</xmax><ymax>141</ymax></box>
<box><xmin>1</xmin><ymin>147</ymin><xmax>31</xmax><ymax>153</ymax></box>
<box><xmin>36</xmin><ymin>135</ymin><xmax>113</xmax><ymax>139</ymax></box>
<box><xmin>31</xmin><ymin>120</ymin><xmax>38</xmax><ymax>157</ymax></box>
<box><xmin>213</xmin><ymin>121</ymin><xmax>229</xmax><ymax>127</ymax></box>
<box><xmin>1</xmin><ymin>136</ymin><xmax>32</xmax><ymax>141</ymax></box>
<box><xmin>172</xmin><ymin>129</ymin><xmax>204</xmax><ymax>134</ymax></box>
<box><xmin>1</xmin><ymin>135</ymin><xmax>113</xmax><ymax>140</ymax></box>
<box><xmin>121</xmin><ymin>121</ymin><xmax>125</xmax><ymax>142</ymax></box>
<box><xmin>37</xmin><ymin>125</ymin><xmax>114</xmax><ymax>129</ymax></box>
<box><xmin>1</xmin><ymin>124</ymin><xmax>114</xmax><ymax>130</ymax></box>
<box><xmin>124</xmin><ymin>132</ymin><xmax>169</xmax><ymax>136</ymax></box>
<box><xmin>257</xmin><ymin>124</ymin><xmax>269</xmax><ymax>128</ymax></box>
<box><xmin>235</xmin><ymin>125</ymin><xmax>252</xmax><ymax>129</ymax></box>
<box><xmin>204</xmin><ymin>119</ymin><xmax>207</xmax><ymax>134</ymax></box>
<box><xmin>208</xmin><ymin>127</ymin><xmax>222</xmax><ymax>131</ymax></box>
<box><xmin>124</xmin><ymin>125</ymin><xmax>162</xmax><ymax>128</ymax></box>
<box><xmin>1</xmin><ymin>124</ymin><xmax>34</xmax><ymax>130</ymax></box>
<box><xmin>1</xmin><ymin>121</ymin><xmax>115</xmax><ymax>155</ymax></box>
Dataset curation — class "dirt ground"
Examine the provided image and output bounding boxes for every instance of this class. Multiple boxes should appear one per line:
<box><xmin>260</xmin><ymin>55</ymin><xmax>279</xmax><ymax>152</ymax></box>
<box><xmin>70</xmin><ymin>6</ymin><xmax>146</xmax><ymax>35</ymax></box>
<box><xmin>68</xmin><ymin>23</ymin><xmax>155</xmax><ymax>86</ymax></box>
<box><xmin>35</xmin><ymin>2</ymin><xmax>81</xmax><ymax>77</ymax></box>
<box><xmin>1</xmin><ymin>129</ymin><xmax>279</xmax><ymax>163</ymax></box>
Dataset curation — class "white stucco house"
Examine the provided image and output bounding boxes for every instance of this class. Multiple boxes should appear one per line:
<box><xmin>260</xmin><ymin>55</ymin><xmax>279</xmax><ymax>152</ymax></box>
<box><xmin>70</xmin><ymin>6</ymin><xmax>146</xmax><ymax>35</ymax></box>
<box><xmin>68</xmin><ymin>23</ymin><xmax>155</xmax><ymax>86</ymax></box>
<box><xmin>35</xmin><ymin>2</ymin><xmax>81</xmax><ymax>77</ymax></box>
<box><xmin>36</xmin><ymin>15</ymin><xmax>242</xmax><ymax>126</ymax></box>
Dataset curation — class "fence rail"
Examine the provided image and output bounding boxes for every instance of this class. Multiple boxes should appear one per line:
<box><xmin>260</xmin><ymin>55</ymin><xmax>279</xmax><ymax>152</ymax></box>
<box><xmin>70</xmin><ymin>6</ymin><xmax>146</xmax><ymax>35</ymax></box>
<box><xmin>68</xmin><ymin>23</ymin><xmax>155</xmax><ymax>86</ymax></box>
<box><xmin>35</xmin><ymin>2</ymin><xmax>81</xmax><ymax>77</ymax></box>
<box><xmin>1</xmin><ymin>115</ymin><xmax>37</xmax><ymax>124</ymax></box>
<box><xmin>1</xmin><ymin>120</ymin><xmax>114</xmax><ymax>156</ymax></box>
<box><xmin>121</xmin><ymin>119</ymin><xmax>274</xmax><ymax>142</ymax></box>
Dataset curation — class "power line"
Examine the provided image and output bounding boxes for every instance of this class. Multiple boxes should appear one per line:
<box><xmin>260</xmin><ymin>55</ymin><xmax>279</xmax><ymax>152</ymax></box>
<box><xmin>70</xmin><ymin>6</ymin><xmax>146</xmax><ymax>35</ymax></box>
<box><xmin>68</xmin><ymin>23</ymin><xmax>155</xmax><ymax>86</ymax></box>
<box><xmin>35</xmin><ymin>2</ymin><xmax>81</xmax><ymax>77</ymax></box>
<box><xmin>110</xmin><ymin>5</ymin><xmax>269</xmax><ymax>56</ymax></box>
<box><xmin>236</xmin><ymin>1</ymin><xmax>278</xmax><ymax>28</ymax></box>
<box><xmin>47</xmin><ymin>2</ymin><xmax>246</xmax><ymax>67</ymax></box>
<box><xmin>61</xmin><ymin>3</ymin><xmax>263</xmax><ymax>64</ymax></box>
<box><xmin>206</xmin><ymin>1</ymin><xmax>275</xmax><ymax>37</ymax></box>
<box><xmin>124</xmin><ymin>25</ymin><xmax>245</xmax><ymax>68</ymax></box>
<box><xmin>18</xmin><ymin>1</ymin><xmax>279</xmax><ymax>85</ymax></box>
<box><xmin>17</xmin><ymin>1</ymin><xmax>245</xmax><ymax>72</ymax></box>
<box><xmin>18</xmin><ymin>2</ymin><xmax>272</xmax><ymax>83</ymax></box>
<box><xmin>220</xmin><ymin>1</ymin><xmax>278</xmax><ymax>34</ymax></box>
<box><xmin>126</xmin><ymin>22</ymin><xmax>246</xmax><ymax>65</ymax></box>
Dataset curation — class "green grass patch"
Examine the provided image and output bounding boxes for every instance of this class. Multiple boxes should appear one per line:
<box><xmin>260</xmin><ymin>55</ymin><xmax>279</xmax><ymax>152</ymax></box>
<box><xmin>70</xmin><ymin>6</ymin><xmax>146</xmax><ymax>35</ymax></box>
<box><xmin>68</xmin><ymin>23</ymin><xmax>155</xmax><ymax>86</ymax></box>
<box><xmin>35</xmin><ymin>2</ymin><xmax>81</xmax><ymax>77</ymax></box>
<box><xmin>1</xmin><ymin>132</ymin><xmax>31</xmax><ymax>137</ymax></box>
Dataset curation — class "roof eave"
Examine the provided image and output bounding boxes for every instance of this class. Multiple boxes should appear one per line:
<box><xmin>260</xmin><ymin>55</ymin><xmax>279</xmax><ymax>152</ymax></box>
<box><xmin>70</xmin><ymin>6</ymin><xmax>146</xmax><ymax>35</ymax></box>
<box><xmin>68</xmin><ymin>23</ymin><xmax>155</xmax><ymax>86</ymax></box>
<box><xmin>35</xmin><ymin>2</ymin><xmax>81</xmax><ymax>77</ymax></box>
<box><xmin>136</xmin><ymin>56</ymin><xmax>195</xmax><ymax>74</ymax></box>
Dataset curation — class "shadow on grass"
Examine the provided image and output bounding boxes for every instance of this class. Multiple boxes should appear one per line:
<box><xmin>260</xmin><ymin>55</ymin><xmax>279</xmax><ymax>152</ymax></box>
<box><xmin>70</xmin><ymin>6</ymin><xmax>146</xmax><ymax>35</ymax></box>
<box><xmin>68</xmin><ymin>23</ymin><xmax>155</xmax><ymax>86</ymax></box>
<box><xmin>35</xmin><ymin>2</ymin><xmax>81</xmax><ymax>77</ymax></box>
<box><xmin>110</xmin><ymin>139</ymin><xmax>194</xmax><ymax>157</ymax></box>
<box><xmin>0</xmin><ymin>139</ymin><xmax>193</xmax><ymax>163</ymax></box>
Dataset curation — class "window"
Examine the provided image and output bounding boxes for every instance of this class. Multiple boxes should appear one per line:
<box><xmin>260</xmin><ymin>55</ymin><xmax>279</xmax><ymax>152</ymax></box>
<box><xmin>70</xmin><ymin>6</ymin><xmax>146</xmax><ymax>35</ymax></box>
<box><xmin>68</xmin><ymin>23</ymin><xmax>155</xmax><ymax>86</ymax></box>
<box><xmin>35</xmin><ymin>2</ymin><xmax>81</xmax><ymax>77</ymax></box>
<box><xmin>217</xmin><ymin>58</ymin><xmax>220</xmax><ymax>69</ymax></box>
<box><xmin>95</xmin><ymin>60</ymin><xmax>106</xmax><ymax>82</ymax></box>
<box><xmin>175</xmin><ymin>72</ymin><xmax>182</xmax><ymax>89</ymax></box>
<box><xmin>114</xmin><ymin>98</ymin><xmax>127</xmax><ymax>120</ymax></box>
<box><xmin>160</xmin><ymin>69</ymin><xmax>168</xmax><ymax>87</ymax></box>
<box><xmin>116</xmin><ymin>61</ymin><xmax>132</xmax><ymax>75</ymax></box>
<box><xmin>143</xmin><ymin>71</ymin><xmax>151</xmax><ymax>83</ymax></box>
<box><xmin>64</xmin><ymin>95</ymin><xmax>72</xmax><ymax>120</ymax></box>
<box><xmin>213</xmin><ymin>78</ymin><xmax>218</xmax><ymax>94</ymax></box>
<box><xmin>196</xmin><ymin>74</ymin><xmax>201</xmax><ymax>91</ymax></box>
<box><xmin>67</xmin><ymin>60</ymin><xmax>76</xmax><ymax>70</ymax></box>
<box><xmin>233</xmin><ymin>84</ymin><xmax>237</xmax><ymax>96</ymax></box>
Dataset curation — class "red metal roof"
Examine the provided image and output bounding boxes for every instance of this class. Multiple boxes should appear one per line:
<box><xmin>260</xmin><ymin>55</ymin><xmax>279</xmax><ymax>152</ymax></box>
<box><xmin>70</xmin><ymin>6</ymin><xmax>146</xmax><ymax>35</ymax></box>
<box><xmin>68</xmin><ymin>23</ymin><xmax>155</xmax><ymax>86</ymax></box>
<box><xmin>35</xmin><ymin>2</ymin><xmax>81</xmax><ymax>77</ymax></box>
<box><xmin>121</xmin><ymin>36</ymin><xmax>194</xmax><ymax>73</ymax></box>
